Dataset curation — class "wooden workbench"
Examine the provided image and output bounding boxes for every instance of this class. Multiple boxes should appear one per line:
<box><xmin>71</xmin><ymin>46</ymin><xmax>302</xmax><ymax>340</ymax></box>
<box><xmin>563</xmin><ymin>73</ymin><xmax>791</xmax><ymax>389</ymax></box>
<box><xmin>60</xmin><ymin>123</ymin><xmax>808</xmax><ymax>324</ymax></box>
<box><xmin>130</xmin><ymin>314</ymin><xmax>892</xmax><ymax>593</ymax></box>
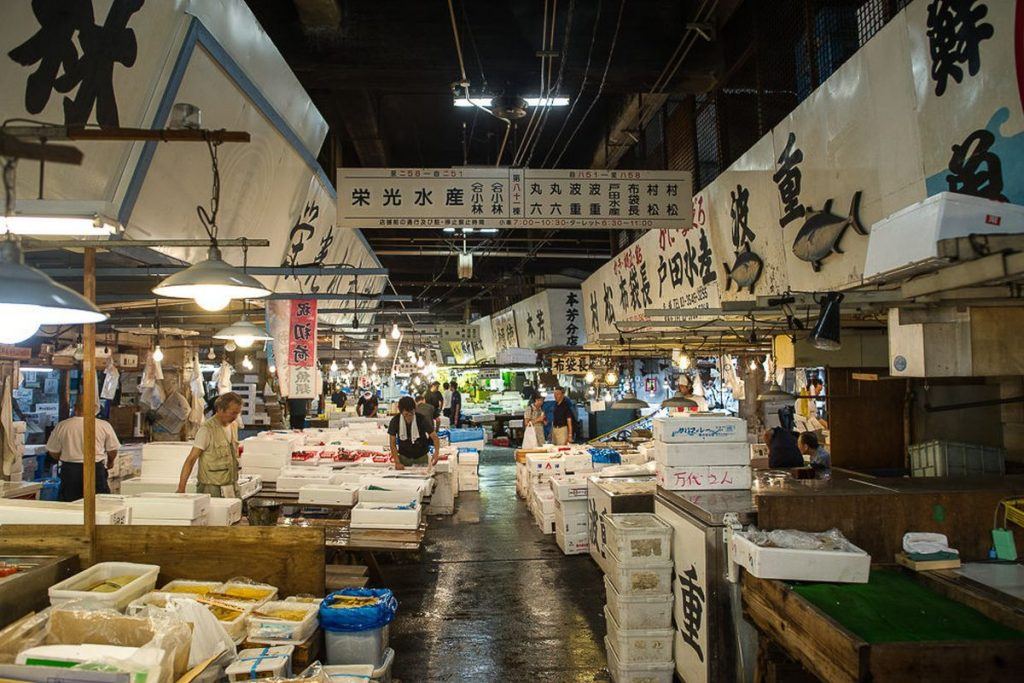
<box><xmin>742</xmin><ymin>568</ymin><xmax>1024</xmax><ymax>682</ymax></box>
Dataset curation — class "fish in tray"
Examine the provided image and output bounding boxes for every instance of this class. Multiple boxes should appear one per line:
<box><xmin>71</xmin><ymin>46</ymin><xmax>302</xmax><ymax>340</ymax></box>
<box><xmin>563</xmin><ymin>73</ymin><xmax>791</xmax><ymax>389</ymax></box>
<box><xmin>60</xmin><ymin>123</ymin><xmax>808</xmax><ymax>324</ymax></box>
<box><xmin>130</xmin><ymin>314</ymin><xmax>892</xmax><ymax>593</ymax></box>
<box><xmin>791</xmin><ymin>191</ymin><xmax>867</xmax><ymax>271</ymax></box>
<box><xmin>722</xmin><ymin>243</ymin><xmax>764</xmax><ymax>293</ymax></box>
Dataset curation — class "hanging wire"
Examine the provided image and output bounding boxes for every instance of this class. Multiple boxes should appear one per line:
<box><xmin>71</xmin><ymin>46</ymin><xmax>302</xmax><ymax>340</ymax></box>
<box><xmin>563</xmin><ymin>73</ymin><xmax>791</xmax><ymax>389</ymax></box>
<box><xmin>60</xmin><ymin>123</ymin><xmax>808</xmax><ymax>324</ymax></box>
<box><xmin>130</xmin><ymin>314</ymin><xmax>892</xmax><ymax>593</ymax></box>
<box><xmin>196</xmin><ymin>139</ymin><xmax>222</xmax><ymax>244</ymax></box>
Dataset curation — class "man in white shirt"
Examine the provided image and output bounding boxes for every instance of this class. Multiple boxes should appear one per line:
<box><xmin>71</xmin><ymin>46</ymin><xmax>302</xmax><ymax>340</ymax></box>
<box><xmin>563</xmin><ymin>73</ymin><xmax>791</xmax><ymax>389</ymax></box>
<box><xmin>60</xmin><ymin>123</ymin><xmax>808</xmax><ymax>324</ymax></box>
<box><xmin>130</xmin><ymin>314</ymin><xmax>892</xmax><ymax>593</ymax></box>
<box><xmin>46</xmin><ymin>397</ymin><xmax>121</xmax><ymax>502</ymax></box>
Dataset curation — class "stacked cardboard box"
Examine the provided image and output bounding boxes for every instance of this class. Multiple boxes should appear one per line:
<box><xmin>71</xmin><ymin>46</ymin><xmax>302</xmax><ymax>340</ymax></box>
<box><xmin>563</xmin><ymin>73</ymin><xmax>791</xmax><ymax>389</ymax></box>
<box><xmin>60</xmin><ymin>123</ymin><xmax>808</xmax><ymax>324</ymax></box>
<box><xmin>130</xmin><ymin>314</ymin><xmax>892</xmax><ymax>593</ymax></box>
<box><xmin>651</xmin><ymin>414</ymin><xmax>751</xmax><ymax>491</ymax></box>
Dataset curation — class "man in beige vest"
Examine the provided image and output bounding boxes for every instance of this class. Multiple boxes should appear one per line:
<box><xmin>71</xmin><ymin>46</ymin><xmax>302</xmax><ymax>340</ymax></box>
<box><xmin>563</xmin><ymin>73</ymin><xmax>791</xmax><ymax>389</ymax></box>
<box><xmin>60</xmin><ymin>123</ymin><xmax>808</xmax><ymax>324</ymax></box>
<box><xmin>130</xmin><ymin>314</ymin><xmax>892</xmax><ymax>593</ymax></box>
<box><xmin>176</xmin><ymin>392</ymin><xmax>242</xmax><ymax>498</ymax></box>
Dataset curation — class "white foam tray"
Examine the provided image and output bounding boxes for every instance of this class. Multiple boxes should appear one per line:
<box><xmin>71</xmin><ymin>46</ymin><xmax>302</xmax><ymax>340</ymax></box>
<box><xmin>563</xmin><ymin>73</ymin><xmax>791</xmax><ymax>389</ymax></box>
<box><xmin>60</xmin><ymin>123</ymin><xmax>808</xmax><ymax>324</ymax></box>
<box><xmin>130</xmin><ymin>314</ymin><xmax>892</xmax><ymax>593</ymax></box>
<box><xmin>729</xmin><ymin>531</ymin><xmax>870</xmax><ymax>583</ymax></box>
<box><xmin>298</xmin><ymin>483</ymin><xmax>359</xmax><ymax>506</ymax></box>
<box><xmin>350</xmin><ymin>501</ymin><xmax>421</xmax><ymax>530</ymax></box>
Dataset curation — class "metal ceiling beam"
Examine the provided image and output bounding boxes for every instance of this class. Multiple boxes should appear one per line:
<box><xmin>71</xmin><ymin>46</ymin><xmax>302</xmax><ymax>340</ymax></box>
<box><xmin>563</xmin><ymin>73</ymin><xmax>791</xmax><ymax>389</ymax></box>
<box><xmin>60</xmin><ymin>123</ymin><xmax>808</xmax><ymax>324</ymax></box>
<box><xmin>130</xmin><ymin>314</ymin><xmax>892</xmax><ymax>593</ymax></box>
<box><xmin>22</xmin><ymin>238</ymin><xmax>270</xmax><ymax>251</ymax></box>
<box><xmin>97</xmin><ymin>293</ymin><xmax>412</xmax><ymax>303</ymax></box>
<box><xmin>40</xmin><ymin>265</ymin><xmax>388</xmax><ymax>277</ymax></box>
<box><xmin>318</xmin><ymin>308</ymin><xmax>430</xmax><ymax>315</ymax></box>
<box><xmin>373</xmin><ymin>249</ymin><xmax>609</xmax><ymax>259</ymax></box>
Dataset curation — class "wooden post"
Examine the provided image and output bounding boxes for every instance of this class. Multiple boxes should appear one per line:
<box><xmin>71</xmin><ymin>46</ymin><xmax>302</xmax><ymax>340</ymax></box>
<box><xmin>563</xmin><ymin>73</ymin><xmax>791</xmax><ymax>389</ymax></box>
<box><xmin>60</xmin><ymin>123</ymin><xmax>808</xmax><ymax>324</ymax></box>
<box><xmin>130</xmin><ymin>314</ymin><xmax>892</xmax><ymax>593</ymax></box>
<box><xmin>82</xmin><ymin>247</ymin><xmax>97</xmax><ymax>563</ymax></box>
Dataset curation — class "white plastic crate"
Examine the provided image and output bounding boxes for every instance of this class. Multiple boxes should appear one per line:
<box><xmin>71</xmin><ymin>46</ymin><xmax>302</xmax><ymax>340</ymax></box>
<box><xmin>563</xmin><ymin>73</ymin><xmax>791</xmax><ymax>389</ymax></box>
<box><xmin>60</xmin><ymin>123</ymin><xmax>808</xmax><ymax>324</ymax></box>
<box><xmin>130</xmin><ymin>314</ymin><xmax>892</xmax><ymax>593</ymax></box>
<box><xmin>247</xmin><ymin>601</ymin><xmax>319</xmax><ymax>643</ymax></box>
<box><xmin>359</xmin><ymin>486</ymin><xmax>422</xmax><ymax>505</ymax></box>
<box><xmin>604</xmin><ymin>576</ymin><xmax>672</xmax><ymax>630</ymax></box>
<box><xmin>299</xmin><ymin>484</ymin><xmax>359</xmax><ymax>506</ymax></box>
<box><xmin>127</xmin><ymin>493</ymin><xmax>211</xmax><ymax>520</ymax></box>
<box><xmin>652</xmin><ymin>415</ymin><xmax>746</xmax><ymax>444</ymax></box>
<box><xmin>603</xmin><ymin>514</ymin><xmax>673</xmax><ymax>565</ymax></box>
<box><xmin>651</xmin><ymin>441</ymin><xmax>749</xmax><ymax>466</ymax></box>
<box><xmin>209</xmin><ymin>498</ymin><xmax>243</xmax><ymax>526</ymax></box>
<box><xmin>604</xmin><ymin>636</ymin><xmax>674</xmax><ymax>683</ymax></box>
<box><xmin>351</xmin><ymin>501</ymin><xmax>421</xmax><ymax>530</ymax></box>
<box><xmin>605</xmin><ymin>557</ymin><xmax>673</xmax><ymax>597</ymax></box>
<box><xmin>728</xmin><ymin>531</ymin><xmax>870</xmax><ymax>584</ymax></box>
<box><xmin>604</xmin><ymin>605</ymin><xmax>674</xmax><ymax>664</ymax></box>
<box><xmin>227</xmin><ymin>645</ymin><xmax>293</xmax><ymax>681</ymax></box>
<box><xmin>909</xmin><ymin>440</ymin><xmax>1006</xmax><ymax>477</ymax></box>
<box><xmin>49</xmin><ymin>562</ymin><xmax>159</xmax><ymax>611</ymax></box>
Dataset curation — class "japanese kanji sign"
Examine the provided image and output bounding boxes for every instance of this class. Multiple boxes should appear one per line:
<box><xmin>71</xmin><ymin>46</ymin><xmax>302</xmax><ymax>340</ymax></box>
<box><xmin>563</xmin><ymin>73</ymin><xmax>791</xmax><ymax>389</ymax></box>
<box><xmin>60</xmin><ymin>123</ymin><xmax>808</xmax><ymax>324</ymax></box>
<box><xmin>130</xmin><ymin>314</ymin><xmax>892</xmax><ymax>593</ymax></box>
<box><xmin>287</xmin><ymin>299</ymin><xmax>318</xmax><ymax>399</ymax></box>
<box><xmin>491</xmin><ymin>309</ymin><xmax>519</xmax><ymax>352</ymax></box>
<box><xmin>548</xmin><ymin>354</ymin><xmax>598</xmax><ymax>375</ymax></box>
<box><xmin>337</xmin><ymin>168</ymin><xmax>693</xmax><ymax>229</ymax></box>
<box><xmin>493</xmin><ymin>289</ymin><xmax>587</xmax><ymax>350</ymax></box>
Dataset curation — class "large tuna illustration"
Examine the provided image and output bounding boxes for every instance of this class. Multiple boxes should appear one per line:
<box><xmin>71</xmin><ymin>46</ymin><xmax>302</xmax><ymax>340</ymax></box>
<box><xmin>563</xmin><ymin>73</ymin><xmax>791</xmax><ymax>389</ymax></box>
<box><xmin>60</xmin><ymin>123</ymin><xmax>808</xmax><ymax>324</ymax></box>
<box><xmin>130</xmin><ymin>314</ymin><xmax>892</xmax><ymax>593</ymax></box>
<box><xmin>791</xmin><ymin>191</ymin><xmax>867</xmax><ymax>271</ymax></box>
<box><xmin>723</xmin><ymin>243</ymin><xmax>764</xmax><ymax>294</ymax></box>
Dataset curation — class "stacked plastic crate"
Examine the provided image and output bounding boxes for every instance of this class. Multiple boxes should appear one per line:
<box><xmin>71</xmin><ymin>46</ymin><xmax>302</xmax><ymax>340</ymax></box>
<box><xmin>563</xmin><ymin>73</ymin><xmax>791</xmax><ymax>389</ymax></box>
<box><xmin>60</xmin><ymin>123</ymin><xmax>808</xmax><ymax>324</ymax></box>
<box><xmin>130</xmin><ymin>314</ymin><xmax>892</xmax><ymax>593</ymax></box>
<box><xmin>603</xmin><ymin>513</ymin><xmax>675</xmax><ymax>682</ymax></box>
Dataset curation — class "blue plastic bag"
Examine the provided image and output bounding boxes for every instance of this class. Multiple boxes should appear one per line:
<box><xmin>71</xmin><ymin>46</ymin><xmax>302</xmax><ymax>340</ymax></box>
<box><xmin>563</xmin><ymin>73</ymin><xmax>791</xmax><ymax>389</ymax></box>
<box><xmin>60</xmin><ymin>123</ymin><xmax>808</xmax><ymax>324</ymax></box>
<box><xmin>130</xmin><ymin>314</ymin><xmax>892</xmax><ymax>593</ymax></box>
<box><xmin>319</xmin><ymin>588</ymin><xmax>398</xmax><ymax>632</ymax></box>
<box><xmin>588</xmin><ymin>447</ymin><xmax>621</xmax><ymax>464</ymax></box>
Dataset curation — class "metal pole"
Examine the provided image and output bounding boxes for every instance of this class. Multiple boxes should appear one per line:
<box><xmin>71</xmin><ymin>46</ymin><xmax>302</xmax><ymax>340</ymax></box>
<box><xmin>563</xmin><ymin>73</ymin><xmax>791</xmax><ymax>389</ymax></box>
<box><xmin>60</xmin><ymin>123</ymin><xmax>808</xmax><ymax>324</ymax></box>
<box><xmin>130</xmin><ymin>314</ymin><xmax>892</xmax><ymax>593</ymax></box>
<box><xmin>82</xmin><ymin>247</ymin><xmax>97</xmax><ymax>564</ymax></box>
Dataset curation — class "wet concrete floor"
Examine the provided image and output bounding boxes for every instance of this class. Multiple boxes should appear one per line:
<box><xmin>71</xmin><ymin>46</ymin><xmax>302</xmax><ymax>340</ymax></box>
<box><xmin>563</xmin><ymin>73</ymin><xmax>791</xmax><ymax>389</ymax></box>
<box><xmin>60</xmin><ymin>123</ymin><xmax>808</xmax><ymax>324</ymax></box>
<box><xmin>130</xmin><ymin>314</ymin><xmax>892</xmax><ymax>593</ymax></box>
<box><xmin>382</xmin><ymin>447</ymin><xmax>610</xmax><ymax>681</ymax></box>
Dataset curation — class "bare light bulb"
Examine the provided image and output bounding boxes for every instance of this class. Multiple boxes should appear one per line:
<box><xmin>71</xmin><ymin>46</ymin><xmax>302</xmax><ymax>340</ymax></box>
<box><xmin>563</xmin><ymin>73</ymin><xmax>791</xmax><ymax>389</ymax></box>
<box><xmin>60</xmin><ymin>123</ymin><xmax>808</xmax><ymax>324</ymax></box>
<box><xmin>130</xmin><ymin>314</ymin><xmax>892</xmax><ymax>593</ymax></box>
<box><xmin>376</xmin><ymin>337</ymin><xmax>389</xmax><ymax>358</ymax></box>
<box><xmin>234</xmin><ymin>335</ymin><xmax>255</xmax><ymax>349</ymax></box>
<box><xmin>371</xmin><ymin>362</ymin><xmax>378</xmax><ymax>372</ymax></box>
<box><xmin>269</xmin><ymin>364</ymin><xmax>276</xmax><ymax>374</ymax></box>
<box><xmin>347</xmin><ymin>360</ymin><xmax>354</xmax><ymax>371</ymax></box>
<box><xmin>152</xmin><ymin>345</ymin><xmax>164</xmax><ymax>363</ymax></box>
<box><xmin>241</xmin><ymin>355</ymin><xmax>253</xmax><ymax>370</ymax></box>
<box><xmin>604</xmin><ymin>370</ymin><xmax>618</xmax><ymax>385</ymax></box>
<box><xmin>0</xmin><ymin>319</ymin><xmax>40</xmax><ymax>344</ymax></box>
<box><xmin>679</xmin><ymin>353</ymin><xmax>690</xmax><ymax>369</ymax></box>
<box><xmin>330</xmin><ymin>360</ymin><xmax>338</xmax><ymax>372</ymax></box>
<box><xmin>193</xmin><ymin>289</ymin><xmax>232</xmax><ymax>312</ymax></box>
<box><xmin>224</xmin><ymin>341</ymin><xmax>237</xmax><ymax>352</ymax></box>
<box><xmin>416</xmin><ymin>357</ymin><xmax>425</xmax><ymax>368</ymax></box>
<box><xmin>206</xmin><ymin>348</ymin><xmax>216</xmax><ymax>360</ymax></box>
<box><xmin>390</xmin><ymin>323</ymin><xmax>400</xmax><ymax>340</ymax></box>
<box><xmin>584</xmin><ymin>370</ymin><xmax>595</xmax><ymax>384</ymax></box>
<box><xmin>749</xmin><ymin>359</ymin><xmax>758</xmax><ymax>371</ymax></box>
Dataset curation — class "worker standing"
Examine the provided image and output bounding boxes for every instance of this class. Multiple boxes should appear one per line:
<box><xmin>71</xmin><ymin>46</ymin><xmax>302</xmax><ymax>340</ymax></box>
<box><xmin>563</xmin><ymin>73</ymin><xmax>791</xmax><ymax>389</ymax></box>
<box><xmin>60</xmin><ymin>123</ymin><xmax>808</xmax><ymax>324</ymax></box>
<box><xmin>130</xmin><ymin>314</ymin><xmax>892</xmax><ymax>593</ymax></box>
<box><xmin>389</xmin><ymin>396</ymin><xmax>441</xmax><ymax>470</ymax></box>
<box><xmin>425</xmin><ymin>381</ymin><xmax>444</xmax><ymax>425</ymax></box>
<box><xmin>46</xmin><ymin>397</ymin><xmax>120</xmax><ymax>502</ymax></box>
<box><xmin>357</xmin><ymin>389</ymin><xmax>379</xmax><ymax>417</ymax></box>
<box><xmin>176</xmin><ymin>392</ymin><xmax>243</xmax><ymax>498</ymax></box>
<box><xmin>522</xmin><ymin>393</ymin><xmax>547</xmax><ymax>446</ymax></box>
<box><xmin>449</xmin><ymin>383</ymin><xmax>462</xmax><ymax>427</ymax></box>
<box><xmin>551</xmin><ymin>387</ymin><xmax>573</xmax><ymax>445</ymax></box>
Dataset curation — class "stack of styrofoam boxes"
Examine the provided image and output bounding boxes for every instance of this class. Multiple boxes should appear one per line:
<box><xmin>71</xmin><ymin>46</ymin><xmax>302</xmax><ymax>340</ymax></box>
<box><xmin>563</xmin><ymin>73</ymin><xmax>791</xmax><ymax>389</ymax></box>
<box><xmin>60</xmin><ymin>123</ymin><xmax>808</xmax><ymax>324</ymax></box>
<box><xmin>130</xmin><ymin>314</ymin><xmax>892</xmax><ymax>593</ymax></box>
<box><xmin>275</xmin><ymin>466</ymin><xmax>342</xmax><ymax>493</ymax></box>
<box><xmin>526</xmin><ymin>453</ymin><xmax>563</xmax><ymax>534</ymax></box>
<box><xmin>126</xmin><ymin>492</ymin><xmax>211</xmax><ymax>526</ymax></box>
<box><xmin>240</xmin><ymin>434</ymin><xmax>303</xmax><ymax>485</ymax></box>
<box><xmin>0</xmin><ymin>498</ymin><xmax>129</xmax><ymax>524</ymax></box>
<box><xmin>427</xmin><ymin>451</ymin><xmax>456</xmax><ymax>515</ymax></box>
<box><xmin>652</xmin><ymin>414</ymin><xmax>751</xmax><ymax>492</ymax></box>
<box><xmin>116</xmin><ymin>442</ymin><xmax>195</xmax><ymax>494</ymax></box>
<box><xmin>550</xmin><ymin>475</ymin><xmax>590</xmax><ymax>554</ymax></box>
<box><xmin>8</xmin><ymin>421</ymin><xmax>26</xmax><ymax>482</ymax></box>
<box><xmin>603</xmin><ymin>513</ymin><xmax>675</xmax><ymax>683</ymax></box>
<box><xmin>457</xmin><ymin>448</ymin><xmax>480</xmax><ymax>491</ymax></box>
<box><xmin>232</xmin><ymin>383</ymin><xmax>258</xmax><ymax>425</ymax></box>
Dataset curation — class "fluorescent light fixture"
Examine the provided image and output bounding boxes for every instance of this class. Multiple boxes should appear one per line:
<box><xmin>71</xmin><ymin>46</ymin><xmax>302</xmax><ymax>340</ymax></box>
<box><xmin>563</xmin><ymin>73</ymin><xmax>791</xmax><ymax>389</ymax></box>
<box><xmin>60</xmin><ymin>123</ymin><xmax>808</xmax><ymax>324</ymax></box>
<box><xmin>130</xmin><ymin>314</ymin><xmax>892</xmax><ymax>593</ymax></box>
<box><xmin>443</xmin><ymin>227</ymin><xmax>456</xmax><ymax>233</ymax></box>
<box><xmin>480</xmin><ymin>228</ymin><xmax>499</xmax><ymax>233</ymax></box>
<box><xmin>453</xmin><ymin>97</ymin><xmax>569</xmax><ymax>107</ymax></box>
<box><xmin>1</xmin><ymin>214</ymin><xmax>119</xmax><ymax>236</ymax></box>
<box><xmin>18</xmin><ymin>366</ymin><xmax>54</xmax><ymax>373</ymax></box>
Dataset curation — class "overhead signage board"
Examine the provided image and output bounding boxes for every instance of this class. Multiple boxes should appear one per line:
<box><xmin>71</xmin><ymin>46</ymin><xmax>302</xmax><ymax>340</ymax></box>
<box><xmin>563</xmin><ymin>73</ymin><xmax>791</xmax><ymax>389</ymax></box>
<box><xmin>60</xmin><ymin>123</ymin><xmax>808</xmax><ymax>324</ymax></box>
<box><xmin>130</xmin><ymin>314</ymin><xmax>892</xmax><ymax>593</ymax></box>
<box><xmin>337</xmin><ymin>168</ymin><xmax>693</xmax><ymax>229</ymax></box>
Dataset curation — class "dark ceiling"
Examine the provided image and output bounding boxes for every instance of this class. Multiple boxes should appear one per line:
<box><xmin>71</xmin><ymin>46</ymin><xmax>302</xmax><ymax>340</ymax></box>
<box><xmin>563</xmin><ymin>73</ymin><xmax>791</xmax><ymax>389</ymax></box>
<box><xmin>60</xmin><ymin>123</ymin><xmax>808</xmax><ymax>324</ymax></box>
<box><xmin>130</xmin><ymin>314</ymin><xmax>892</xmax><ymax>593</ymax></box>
<box><xmin>243</xmin><ymin>0</ymin><xmax>738</xmax><ymax>321</ymax></box>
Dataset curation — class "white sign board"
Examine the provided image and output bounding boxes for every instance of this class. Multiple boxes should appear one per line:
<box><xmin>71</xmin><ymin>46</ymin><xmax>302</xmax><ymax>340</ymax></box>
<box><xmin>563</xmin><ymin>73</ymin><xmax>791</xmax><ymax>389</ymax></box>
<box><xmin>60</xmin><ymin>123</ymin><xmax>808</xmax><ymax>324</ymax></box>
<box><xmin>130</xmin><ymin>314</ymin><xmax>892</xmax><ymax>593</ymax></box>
<box><xmin>337</xmin><ymin>168</ymin><xmax>693</xmax><ymax>229</ymax></box>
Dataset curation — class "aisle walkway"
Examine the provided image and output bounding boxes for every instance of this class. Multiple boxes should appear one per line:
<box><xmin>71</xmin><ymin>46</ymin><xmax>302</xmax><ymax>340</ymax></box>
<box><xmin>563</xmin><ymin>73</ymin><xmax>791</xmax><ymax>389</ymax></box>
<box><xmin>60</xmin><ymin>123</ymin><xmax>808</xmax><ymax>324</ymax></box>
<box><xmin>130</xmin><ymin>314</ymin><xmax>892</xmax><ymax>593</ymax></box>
<box><xmin>383</xmin><ymin>447</ymin><xmax>609</xmax><ymax>681</ymax></box>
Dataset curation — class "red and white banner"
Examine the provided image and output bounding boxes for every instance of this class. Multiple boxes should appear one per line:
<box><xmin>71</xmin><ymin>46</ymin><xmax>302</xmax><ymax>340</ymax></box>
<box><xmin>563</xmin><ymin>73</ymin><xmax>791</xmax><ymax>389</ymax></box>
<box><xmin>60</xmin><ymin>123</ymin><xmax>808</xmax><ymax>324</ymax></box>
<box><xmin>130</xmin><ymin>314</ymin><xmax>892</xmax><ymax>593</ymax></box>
<box><xmin>287</xmin><ymin>299</ymin><xmax>318</xmax><ymax>399</ymax></box>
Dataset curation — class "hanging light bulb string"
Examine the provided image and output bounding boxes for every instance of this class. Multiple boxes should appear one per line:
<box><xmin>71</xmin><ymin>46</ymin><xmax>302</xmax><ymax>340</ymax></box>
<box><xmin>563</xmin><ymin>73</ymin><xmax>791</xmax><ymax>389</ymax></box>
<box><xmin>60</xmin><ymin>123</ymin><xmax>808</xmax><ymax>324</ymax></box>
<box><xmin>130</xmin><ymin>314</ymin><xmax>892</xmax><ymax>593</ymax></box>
<box><xmin>196</xmin><ymin>139</ymin><xmax>222</xmax><ymax>246</ymax></box>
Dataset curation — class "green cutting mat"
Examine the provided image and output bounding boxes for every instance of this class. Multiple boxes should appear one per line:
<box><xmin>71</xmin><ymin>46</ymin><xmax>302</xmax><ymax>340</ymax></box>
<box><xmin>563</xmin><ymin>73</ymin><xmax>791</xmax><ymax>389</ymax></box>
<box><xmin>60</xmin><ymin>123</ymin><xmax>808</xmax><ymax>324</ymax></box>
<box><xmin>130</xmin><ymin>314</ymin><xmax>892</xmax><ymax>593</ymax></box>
<box><xmin>790</xmin><ymin>569</ymin><xmax>1024</xmax><ymax>644</ymax></box>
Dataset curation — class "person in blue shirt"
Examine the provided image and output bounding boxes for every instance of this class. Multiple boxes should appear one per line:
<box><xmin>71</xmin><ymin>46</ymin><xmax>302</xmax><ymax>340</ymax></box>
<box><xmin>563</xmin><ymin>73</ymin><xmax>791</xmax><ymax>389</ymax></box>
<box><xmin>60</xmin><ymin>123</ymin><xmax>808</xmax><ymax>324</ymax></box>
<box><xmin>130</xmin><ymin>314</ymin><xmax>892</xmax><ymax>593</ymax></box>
<box><xmin>798</xmin><ymin>431</ymin><xmax>831</xmax><ymax>471</ymax></box>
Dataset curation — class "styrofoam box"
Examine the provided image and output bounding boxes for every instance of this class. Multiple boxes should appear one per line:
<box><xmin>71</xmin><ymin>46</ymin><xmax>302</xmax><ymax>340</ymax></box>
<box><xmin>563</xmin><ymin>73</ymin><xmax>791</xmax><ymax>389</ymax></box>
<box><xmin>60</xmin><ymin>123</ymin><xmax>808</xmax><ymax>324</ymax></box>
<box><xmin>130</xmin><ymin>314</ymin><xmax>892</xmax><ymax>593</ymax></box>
<box><xmin>606</xmin><ymin>556</ymin><xmax>673</xmax><ymax>596</ymax></box>
<box><xmin>549</xmin><ymin>476</ymin><xmax>590</xmax><ymax>501</ymax></box>
<box><xmin>358</xmin><ymin>486</ymin><xmax>419</xmax><ymax>505</ymax></box>
<box><xmin>248</xmin><ymin>601</ymin><xmax>319</xmax><ymax>643</ymax></box>
<box><xmin>526</xmin><ymin>454</ymin><xmax>564</xmax><ymax>474</ymax></box>
<box><xmin>49</xmin><ymin>562</ymin><xmax>159</xmax><ymax>611</ymax></box>
<box><xmin>240</xmin><ymin>448</ymin><xmax>293</xmax><ymax>470</ymax></box>
<box><xmin>351</xmin><ymin>501</ymin><xmax>421</xmax><ymax>530</ymax></box>
<box><xmin>655</xmin><ymin>464</ymin><xmax>752</xmax><ymax>491</ymax></box>
<box><xmin>127</xmin><ymin>493</ymin><xmax>211</xmax><ymax>520</ymax></box>
<box><xmin>120</xmin><ymin>477</ymin><xmax>193</xmax><ymax>495</ymax></box>
<box><xmin>652</xmin><ymin>415</ymin><xmax>746</xmax><ymax>444</ymax></box>
<box><xmin>535</xmin><ymin>514</ymin><xmax>555</xmax><ymax>535</ymax></box>
<box><xmin>360</xmin><ymin>475</ymin><xmax>431</xmax><ymax>497</ymax></box>
<box><xmin>604</xmin><ymin>575</ymin><xmax>672</xmax><ymax>630</ymax></box>
<box><xmin>729</xmin><ymin>531</ymin><xmax>870</xmax><ymax>583</ymax></box>
<box><xmin>457</xmin><ymin>450</ymin><xmax>479</xmax><ymax>465</ymax></box>
<box><xmin>132</xmin><ymin>514</ymin><xmax>207</xmax><ymax>526</ymax></box>
<box><xmin>299</xmin><ymin>484</ymin><xmax>359</xmax><ymax>506</ymax></box>
<box><xmin>604</xmin><ymin>605</ymin><xmax>674</xmax><ymax>664</ymax></box>
<box><xmin>555</xmin><ymin>530</ymin><xmax>589</xmax><ymax>555</ymax></box>
<box><xmin>561</xmin><ymin>453</ymin><xmax>593</xmax><ymax>473</ymax></box>
<box><xmin>603</xmin><ymin>513</ymin><xmax>673</xmax><ymax>565</ymax></box>
<box><xmin>652</xmin><ymin>441</ymin><xmax>749</xmax><ymax>467</ymax></box>
<box><xmin>242</xmin><ymin>465</ymin><xmax>281</xmax><ymax>484</ymax></box>
<box><xmin>605</xmin><ymin>636</ymin><xmax>674</xmax><ymax>683</ymax></box>
<box><xmin>555</xmin><ymin>497</ymin><xmax>588</xmax><ymax>516</ymax></box>
<box><xmin>558</xmin><ymin>511</ymin><xmax>589</xmax><ymax>537</ymax></box>
<box><xmin>227</xmin><ymin>645</ymin><xmax>293</xmax><ymax>682</ymax></box>
<box><xmin>460</xmin><ymin>472</ymin><xmax>480</xmax><ymax>492</ymax></box>
<box><xmin>0</xmin><ymin>499</ymin><xmax>128</xmax><ymax>525</ymax></box>
<box><xmin>209</xmin><ymin>497</ymin><xmax>243</xmax><ymax>526</ymax></box>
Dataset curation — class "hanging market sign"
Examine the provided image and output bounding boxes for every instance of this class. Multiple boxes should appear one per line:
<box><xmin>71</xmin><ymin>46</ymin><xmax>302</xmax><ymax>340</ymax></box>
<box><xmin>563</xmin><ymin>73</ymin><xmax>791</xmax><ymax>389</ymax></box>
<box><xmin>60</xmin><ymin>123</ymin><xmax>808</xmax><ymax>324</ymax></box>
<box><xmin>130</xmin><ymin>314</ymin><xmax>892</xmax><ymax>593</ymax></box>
<box><xmin>491</xmin><ymin>309</ymin><xmax>519</xmax><ymax>352</ymax></box>
<box><xmin>287</xmin><ymin>299</ymin><xmax>318</xmax><ymax>399</ymax></box>
<box><xmin>549</xmin><ymin>354</ymin><xmax>600</xmax><ymax>376</ymax></box>
<box><xmin>337</xmin><ymin>168</ymin><xmax>693</xmax><ymax>229</ymax></box>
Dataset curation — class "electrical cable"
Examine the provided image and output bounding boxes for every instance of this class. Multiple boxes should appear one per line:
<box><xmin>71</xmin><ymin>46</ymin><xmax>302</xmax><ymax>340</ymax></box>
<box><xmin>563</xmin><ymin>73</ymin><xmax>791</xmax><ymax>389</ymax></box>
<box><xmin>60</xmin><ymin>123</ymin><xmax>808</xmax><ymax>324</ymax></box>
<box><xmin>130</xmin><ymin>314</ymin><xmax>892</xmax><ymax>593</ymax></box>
<box><xmin>524</xmin><ymin>0</ymin><xmax>577</xmax><ymax>168</ymax></box>
<box><xmin>551</xmin><ymin>0</ymin><xmax>626</xmax><ymax>167</ymax></box>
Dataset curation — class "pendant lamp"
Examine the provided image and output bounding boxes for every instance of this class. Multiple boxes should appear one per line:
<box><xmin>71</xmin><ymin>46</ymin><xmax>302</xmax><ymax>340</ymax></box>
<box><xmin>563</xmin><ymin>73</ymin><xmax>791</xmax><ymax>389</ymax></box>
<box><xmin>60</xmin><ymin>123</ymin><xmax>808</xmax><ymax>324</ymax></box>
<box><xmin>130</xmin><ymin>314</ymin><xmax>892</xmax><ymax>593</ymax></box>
<box><xmin>662</xmin><ymin>391</ymin><xmax>699</xmax><ymax>409</ymax></box>
<box><xmin>809</xmin><ymin>292</ymin><xmax>843</xmax><ymax>351</ymax></box>
<box><xmin>612</xmin><ymin>391</ymin><xmax>650</xmax><ymax>410</ymax></box>
<box><xmin>213</xmin><ymin>314</ymin><xmax>271</xmax><ymax>348</ymax></box>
